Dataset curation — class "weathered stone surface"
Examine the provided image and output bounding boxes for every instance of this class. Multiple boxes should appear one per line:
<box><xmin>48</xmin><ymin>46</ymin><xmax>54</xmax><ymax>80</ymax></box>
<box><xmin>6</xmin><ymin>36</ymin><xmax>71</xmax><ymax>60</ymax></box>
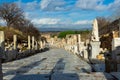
<box><xmin>2</xmin><ymin>48</ymin><xmax>113</xmax><ymax>80</ymax></box>
<box><xmin>91</xmin><ymin>19</ymin><xmax>99</xmax><ymax>41</ymax></box>
<box><xmin>110</xmin><ymin>72</ymin><xmax>120</xmax><ymax>80</ymax></box>
<box><xmin>90</xmin><ymin>41</ymin><xmax>100</xmax><ymax>59</ymax></box>
<box><xmin>112</xmin><ymin>38</ymin><xmax>120</xmax><ymax>50</ymax></box>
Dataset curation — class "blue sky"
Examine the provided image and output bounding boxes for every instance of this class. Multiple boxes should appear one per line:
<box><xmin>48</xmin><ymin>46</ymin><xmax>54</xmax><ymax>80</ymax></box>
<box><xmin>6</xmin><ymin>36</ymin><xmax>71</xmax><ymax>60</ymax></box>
<box><xmin>0</xmin><ymin>0</ymin><xmax>120</xmax><ymax>30</ymax></box>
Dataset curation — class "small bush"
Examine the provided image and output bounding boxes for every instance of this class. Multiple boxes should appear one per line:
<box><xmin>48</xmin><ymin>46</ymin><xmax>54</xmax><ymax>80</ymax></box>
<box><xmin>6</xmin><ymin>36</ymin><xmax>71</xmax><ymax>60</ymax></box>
<box><xmin>58</xmin><ymin>31</ymin><xmax>75</xmax><ymax>38</ymax></box>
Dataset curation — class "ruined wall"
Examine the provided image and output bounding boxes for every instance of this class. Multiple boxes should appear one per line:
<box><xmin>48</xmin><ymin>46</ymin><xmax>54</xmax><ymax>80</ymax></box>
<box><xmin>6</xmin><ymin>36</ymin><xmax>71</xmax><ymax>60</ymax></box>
<box><xmin>99</xmin><ymin>18</ymin><xmax>120</xmax><ymax>51</ymax></box>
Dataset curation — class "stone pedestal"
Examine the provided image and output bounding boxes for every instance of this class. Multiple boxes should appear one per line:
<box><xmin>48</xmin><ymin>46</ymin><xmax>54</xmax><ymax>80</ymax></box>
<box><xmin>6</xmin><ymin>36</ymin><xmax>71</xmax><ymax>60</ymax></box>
<box><xmin>90</xmin><ymin>41</ymin><xmax>100</xmax><ymax>59</ymax></box>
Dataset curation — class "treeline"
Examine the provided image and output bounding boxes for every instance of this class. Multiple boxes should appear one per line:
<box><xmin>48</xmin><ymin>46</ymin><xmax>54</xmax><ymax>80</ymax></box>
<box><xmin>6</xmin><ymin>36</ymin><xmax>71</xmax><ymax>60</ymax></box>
<box><xmin>0</xmin><ymin>3</ymin><xmax>40</xmax><ymax>40</ymax></box>
<box><xmin>58</xmin><ymin>30</ymin><xmax>91</xmax><ymax>40</ymax></box>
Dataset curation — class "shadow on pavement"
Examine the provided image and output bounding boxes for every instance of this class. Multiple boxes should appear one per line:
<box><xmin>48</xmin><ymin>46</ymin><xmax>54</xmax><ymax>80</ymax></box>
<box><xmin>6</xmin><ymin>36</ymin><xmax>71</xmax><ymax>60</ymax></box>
<box><xmin>4</xmin><ymin>58</ymin><xmax>47</xmax><ymax>76</ymax></box>
<box><xmin>9</xmin><ymin>58</ymin><xmax>80</xmax><ymax>80</ymax></box>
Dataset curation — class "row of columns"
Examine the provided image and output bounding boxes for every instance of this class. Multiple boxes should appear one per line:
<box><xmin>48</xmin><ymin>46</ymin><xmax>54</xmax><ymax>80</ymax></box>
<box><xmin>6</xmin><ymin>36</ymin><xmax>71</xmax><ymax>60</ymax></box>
<box><xmin>0</xmin><ymin>31</ymin><xmax>47</xmax><ymax>80</ymax></box>
<box><xmin>50</xmin><ymin>34</ymin><xmax>86</xmax><ymax>57</ymax></box>
<box><xmin>13</xmin><ymin>35</ymin><xmax>45</xmax><ymax>50</ymax></box>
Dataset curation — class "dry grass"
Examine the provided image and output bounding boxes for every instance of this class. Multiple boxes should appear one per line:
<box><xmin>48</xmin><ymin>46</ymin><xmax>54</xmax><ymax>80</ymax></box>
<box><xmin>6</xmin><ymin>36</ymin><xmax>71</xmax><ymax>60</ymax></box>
<box><xmin>0</xmin><ymin>26</ymin><xmax>26</xmax><ymax>41</ymax></box>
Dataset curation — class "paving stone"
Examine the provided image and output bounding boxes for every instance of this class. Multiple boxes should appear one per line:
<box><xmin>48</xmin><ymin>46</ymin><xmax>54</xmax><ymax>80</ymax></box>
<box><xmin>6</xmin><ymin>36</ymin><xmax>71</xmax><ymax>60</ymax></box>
<box><xmin>2</xmin><ymin>48</ymin><xmax>111</xmax><ymax>80</ymax></box>
<box><xmin>110</xmin><ymin>72</ymin><xmax>120</xmax><ymax>79</ymax></box>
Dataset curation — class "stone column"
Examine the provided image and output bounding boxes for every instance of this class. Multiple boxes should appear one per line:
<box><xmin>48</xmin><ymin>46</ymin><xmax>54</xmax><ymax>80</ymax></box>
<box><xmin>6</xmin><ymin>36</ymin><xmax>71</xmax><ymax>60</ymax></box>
<box><xmin>0</xmin><ymin>31</ymin><xmax>4</xmax><ymax>50</ymax></box>
<box><xmin>119</xmin><ymin>19</ymin><xmax>120</xmax><ymax>37</ymax></box>
<box><xmin>77</xmin><ymin>34</ymin><xmax>81</xmax><ymax>52</ymax></box>
<box><xmin>40</xmin><ymin>41</ymin><xmax>43</xmax><ymax>49</ymax></box>
<box><xmin>32</xmin><ymin>36</ymin><xmax>35</xmax><ymax>49</ymax></box>
<box><xmin>73</xmin><ymin>35</ymin><xmax>77</xmax><ymax>45</ymax></box>
<box><xmin>28</xmin><ymin>36</ymin><xmax>31</xmax><ymax>50</ymax></box>
<box><xmin>91</xmin><ymin>19</ymin><xmax>99</xmax><ymax>41</ymax></box>
<box><xmin>51</xmin><ymin>38</ymin><xmax>54</xmax><ymax>45</ymax></box>
<box><xmin>35</xmin><ymin>41</ymin><xmax>38</xmax><ymax>50</ymax></box>
<box><xmin>13</xmin><ymin>35</ymin><xmax>17</xmax><ymax>50</ymax></box>
<box><xmin>0</xmin><ymin>31</ymin><xmax>4</xmax><ymax>80</ymax></box>
<box><xmin>43</xmin><ymin>40</ymin><xmax>46</xmax><ymax>48</ymax></box>
<box><xmin>78</xmin><ymin>34</ymin><xmax>81</xmax><ymax>44</ymax></box>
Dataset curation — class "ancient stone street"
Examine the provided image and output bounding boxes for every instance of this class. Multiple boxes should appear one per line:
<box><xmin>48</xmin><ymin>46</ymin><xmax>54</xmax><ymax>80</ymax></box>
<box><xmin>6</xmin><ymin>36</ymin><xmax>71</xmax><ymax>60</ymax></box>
<box><xmin>2</xmin><ymin>48</ymin><xmax>114</xmax><ymax>80</ymax></box>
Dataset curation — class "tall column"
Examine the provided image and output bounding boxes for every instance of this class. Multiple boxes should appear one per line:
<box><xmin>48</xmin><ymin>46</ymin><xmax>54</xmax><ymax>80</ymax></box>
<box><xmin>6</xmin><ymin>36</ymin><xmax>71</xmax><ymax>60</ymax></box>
<box><xmin>40</xmin><ymin>41</ymin><xmax>43</xmax><ymax>49</ymax></box>
<box><xmin>74</xmin><ymin>35</ymin><xmax>77</xmax><ymax>45</ymax></box>
<box><xmin>32</xmin><ymin>36</ymin><xmax>35</xmax><ymax>49</ymax></box>
<box><xmin>13</xmin><ymin>35</ymin><xmax>17</xmax><ymax>50</ymax></box>
<box><xmin>51</xmin><ymin>38</ymin><xmax>54</xmax><ymax>45</ymax></box>
<box><xmin>0</xmin><ymin>31</ymin><xmax>4</xmax><ymax>80</ymax></box>
<box><xmin>91</xmin><ymin>19</ymin><xmax>99</xmax><ymax>41</ymax></box>
<box><xmin>119</xmin><ymin>20</ymin><xmax>120</xmax><ymax>37</ymax></box>
<box><xmin>0</xmin><ymin>31</ymin><xmax>4</xmax><ymax>50</ymax></box>
<box><xmin>35</xmin><ymin>41</ymin><xmax>38</xmax><ymax>50</ymax></box>
<box><xmin>77</xmin><ymin>34</ymin><xmax>81</xmax><ymax>52</ymax></box>
<box><xmin>28</xmin><ymin>36</ymin><xmax>31</xmax><ymax>50</ymax></box>
<box><xmin>43</xmin><ymin>40</ymin><xmax>46</xmax><ymax>48</ymax></box>
<box><xmin>78</xmin><ymin>34</ymin><xmax>81</xmax><ymax>44</ymax></box>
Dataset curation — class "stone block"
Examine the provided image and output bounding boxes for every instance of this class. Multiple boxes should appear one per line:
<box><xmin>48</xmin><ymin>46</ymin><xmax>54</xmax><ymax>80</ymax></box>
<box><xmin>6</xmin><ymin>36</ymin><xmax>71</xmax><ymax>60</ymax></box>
<box><xmin>90</xmin><ymin>41</ymin><xmax>100</xmax><ymax>59</ymax></box>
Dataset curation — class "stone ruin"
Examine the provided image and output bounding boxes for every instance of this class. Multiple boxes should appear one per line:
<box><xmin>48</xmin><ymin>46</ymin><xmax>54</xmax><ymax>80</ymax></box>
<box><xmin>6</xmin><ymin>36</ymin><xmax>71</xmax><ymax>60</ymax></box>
<box><xmin>0</xmin><ymin>31</ymin><xmax>47</xmax><ymax>63</ymax></box>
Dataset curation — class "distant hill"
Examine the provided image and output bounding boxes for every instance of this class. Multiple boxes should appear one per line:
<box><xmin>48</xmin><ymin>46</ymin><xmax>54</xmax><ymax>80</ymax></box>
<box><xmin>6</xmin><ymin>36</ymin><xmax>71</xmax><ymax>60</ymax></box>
<box><xmin>39</xmin><ymin>27</ymin><xmax>92</xmax><ymax>32</ymax></box>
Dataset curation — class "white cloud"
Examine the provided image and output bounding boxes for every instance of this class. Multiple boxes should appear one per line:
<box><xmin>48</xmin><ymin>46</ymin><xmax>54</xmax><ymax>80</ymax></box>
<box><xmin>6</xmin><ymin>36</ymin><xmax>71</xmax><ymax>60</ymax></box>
<box><xmin>76</xmin><ymin>0</ymin><xmax>107</xmax><ymax>10</ymax></box>
<box><xmin>26</xmin><ymin>1</ymin><xmax>39</xmax><ymax>10</ymax></box>
<box><xmin>108</xmin><ymin>0</ymin><xmax>120</xmax><ymax>10</ymax></box>
<box><xmin>0</xmin><ymin>19</ymin><xmax>6</xmax><ymax>26</ymax></box>
<box><xmin>76</xmin><ymin>0</ymin><xmax>120</xmax><ymax>11</ymax></box>
<box><xmin>15</xmin><ymin>0</ymin><xmax>40</xmax><ymax>11</ymax></box>
<box><xmin>40</xmin><ymin>0</ymin><xmax>69</xmax><ymax>11</ymax></box>
<box><xmin>31</xmin><ymin>18</ymin><xmax>61</xmax><ymax>25</ymax></box>
<box><xmin>74</xmin><ymin>20</ymin><xmax>92</xmax><ymax>25</ymax></box>
<box><xmin>40</xmin><ymin>0</ymin><xmax>51</xmax><ymax>10</ymax></box>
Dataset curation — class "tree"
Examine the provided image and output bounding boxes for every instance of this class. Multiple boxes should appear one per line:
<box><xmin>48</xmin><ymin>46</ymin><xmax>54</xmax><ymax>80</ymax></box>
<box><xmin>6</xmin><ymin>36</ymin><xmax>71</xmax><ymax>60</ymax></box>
<box><xmin>21</xmin><ymin>19</ymin><xmax>40</xmax><ymax>40</ymax></box>
<box><xmin>96</xmin><ymin>17</ymin><xmax>110</xmax><ymax>30</ymax></box>
<box><xmin>0</xmin><ymin>3</ymin><xmax>24</xmax><ymax>27</ymax></box>
<box><xmin>0</xmin><ymin>3</ymin><xmax>40</xmax><ymax>40</ymax></box>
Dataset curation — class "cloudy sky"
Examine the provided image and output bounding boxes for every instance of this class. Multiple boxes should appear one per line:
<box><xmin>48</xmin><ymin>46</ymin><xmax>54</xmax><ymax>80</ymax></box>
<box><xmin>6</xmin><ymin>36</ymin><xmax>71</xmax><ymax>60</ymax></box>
<box><xmin>0</xmin><ymin>0</ymin><xmax>120</xmax><ymax>30</ymax></box>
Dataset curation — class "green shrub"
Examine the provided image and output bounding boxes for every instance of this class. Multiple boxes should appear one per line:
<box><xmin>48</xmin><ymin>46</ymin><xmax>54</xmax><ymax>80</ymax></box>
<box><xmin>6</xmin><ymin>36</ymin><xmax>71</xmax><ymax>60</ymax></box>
<box><xmin>58</xmin><ymin>30</ymin><xmax>91</xmax><ymax>39</ymax></box>
<box><xmin>58</xmin><ymin>31</ymin><xmax>75</xmax><ymax>38</ymax></box>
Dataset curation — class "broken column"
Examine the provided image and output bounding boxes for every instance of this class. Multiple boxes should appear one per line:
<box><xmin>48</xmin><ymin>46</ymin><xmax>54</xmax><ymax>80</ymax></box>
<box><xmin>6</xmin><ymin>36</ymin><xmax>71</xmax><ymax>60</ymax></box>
<box><xmin>13</xmin><ymin>35</ymin><xmax>17</xmax><ymax>50</ymax></box>
<box><xmin>90</xmin><ymin>19</ymin><xmax>100</xmax><ymax>59</ymax></box>
<box><xmin>0</xmin><ymin>31</ymin><xmax>4</xmax><ymax>80</ymax></box>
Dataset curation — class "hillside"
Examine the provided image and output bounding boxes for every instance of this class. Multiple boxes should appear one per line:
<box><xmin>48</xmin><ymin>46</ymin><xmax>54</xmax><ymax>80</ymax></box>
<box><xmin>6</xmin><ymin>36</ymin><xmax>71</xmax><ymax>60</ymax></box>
<box><xmin>0</xmin><ymin>26</ymin><xmax>26</xmax><ymax>42</ymax></box>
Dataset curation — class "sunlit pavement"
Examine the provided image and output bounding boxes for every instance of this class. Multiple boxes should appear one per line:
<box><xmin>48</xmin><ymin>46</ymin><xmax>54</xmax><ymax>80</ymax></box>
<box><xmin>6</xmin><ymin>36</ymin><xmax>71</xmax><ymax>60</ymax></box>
<box><xmin>2</xmin><ymin>48</ymin><xmax>114</xmax><ymax>80</ymax></box>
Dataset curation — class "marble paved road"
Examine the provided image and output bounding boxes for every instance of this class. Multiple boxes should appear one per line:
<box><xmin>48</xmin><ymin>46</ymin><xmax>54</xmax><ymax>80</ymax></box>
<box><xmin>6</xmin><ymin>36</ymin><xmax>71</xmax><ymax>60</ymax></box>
<box><xmin>2</xmin><ymin>49</ymin><xmax>113</xmax><ymax>80</ymax></box>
